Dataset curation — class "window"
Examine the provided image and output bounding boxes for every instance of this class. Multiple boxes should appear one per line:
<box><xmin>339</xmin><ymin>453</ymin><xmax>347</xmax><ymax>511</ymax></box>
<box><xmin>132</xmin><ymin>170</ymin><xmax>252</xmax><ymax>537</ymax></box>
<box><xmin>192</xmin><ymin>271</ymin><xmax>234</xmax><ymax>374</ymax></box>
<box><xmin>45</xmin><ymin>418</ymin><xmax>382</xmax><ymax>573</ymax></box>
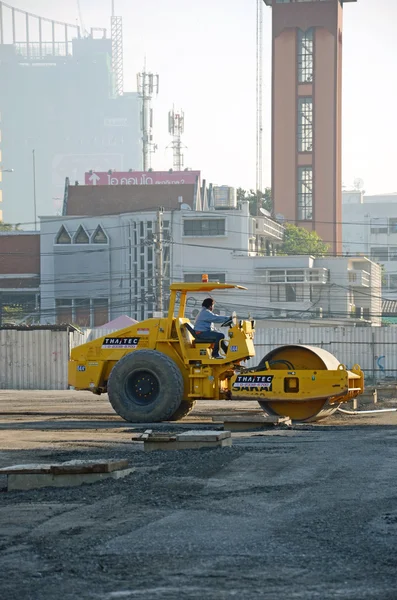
<box><xmin>370</xmin><ymin>218</ymin><xmax>388</xmax><ymax>234</ymax></box>
<box><xmin>75</xmin><ymin>299</ymin><xmax>90</xmax><ymax>327</ymax></box>
<box><xmin>390</xmin><ymin>275</ymin><xmax>397</xmax><ymax>289</ymax></box>
<box><xmin>183</xmin><ymin>219</ymin><xmax>225</xmax><ymax>236</ymax></box>
<box><xmin>73</xmin><ymin>225</ymin><xmax>89</xmax><ymax>244</ymax></box>
<box><xmin>297</xmin><ymin>167</ymin><xmax>313</xmax><ymax>220</ymax></box>
<box><xmin>56</xmin><ymin>299</ymin><xmax>72</xmax><ymax>323</ymax></box>
<box><xmin>91</xmin><ymin>225</ymin><xmax>108</xmax><ymax>244</ymax></box>
<box><xmin>270</xmin><ymin>285</ymin><xmax>304</xmax><ymax>303</ymax></box>
<box><xmin>184</xmin><ymin>273</ymin><xmax>226</xmax><ymax>283</ymax></box>
<box><xmin>297</xmin><ymin>97</ymin><xmax>313</xmax><ymax>152</ymax></box>
<box><xmin>286</xmin><ymin>284</ymin><xmax>304</xmax><ymax>302</ymax></box>
<box><xmin>55</xmin><ymin>225</ymin><xmax>71</xmax><ymax>244</ymax></box>
<box><xmin>298</xmin><ymin>28</ymin><xmax>314</xmax><ymax>84</ymax></box>
<box><xmin>270</xmin><ymin>285</ymin><xmax>286</xmax><ymax>302</ymax></box>
<box><xmin>93</xmin><ymin>299</ymin><xmax>109</xmax><ymax>327</ymax></box>
<box><xmin>269</xmin><ymin>270</ymin><xmax>286</xmax><ymax>283</ymax></box>
<box><xmin>286</xmin><ymin>270</ymin><xmax>305</xmax><ymax>282</ymax></box>
<box><xmin>389</xmin><ymin>218</ymin><xmax>397</xmax><ymax>234</ymax></box>
<box><xmin>389</xmin><ymin>248</ymin><xmax>397</xmax><ymax>261</ymax></box>
<box><xmin>370</xmin><ymin>247</ymin><xmax>388</xmax><ymax>262</ymax></box>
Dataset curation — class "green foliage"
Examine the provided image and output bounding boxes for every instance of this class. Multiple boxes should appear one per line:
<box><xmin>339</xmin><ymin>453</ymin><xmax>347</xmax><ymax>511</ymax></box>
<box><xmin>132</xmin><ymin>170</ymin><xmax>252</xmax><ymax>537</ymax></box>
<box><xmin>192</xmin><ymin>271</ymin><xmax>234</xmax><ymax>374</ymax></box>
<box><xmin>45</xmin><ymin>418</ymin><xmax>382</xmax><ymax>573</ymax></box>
<box><xmin>237</xmin><ymin>188</ymin><xmax>272</xmax><ymax>216</ymax></box>
<box><xmin>279</xmin><ymin>223</ymin><xmax>329</xmax><ymax>257</ymax></box>
<box><xmin>0</xmin><ymin>221</ymin><xmax>20</xmax><ymax>231</ymax></box>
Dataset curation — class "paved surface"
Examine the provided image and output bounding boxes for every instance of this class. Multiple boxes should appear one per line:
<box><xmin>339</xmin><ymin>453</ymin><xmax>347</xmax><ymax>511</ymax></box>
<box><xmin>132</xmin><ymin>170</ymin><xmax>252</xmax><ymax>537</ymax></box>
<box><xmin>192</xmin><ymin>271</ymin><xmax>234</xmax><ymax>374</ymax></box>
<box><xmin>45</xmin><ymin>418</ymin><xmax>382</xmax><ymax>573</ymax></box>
<box><xmin>1</xmin><ymin>390</ymin><xmax>397</xmax><ymax>599</ymax></box>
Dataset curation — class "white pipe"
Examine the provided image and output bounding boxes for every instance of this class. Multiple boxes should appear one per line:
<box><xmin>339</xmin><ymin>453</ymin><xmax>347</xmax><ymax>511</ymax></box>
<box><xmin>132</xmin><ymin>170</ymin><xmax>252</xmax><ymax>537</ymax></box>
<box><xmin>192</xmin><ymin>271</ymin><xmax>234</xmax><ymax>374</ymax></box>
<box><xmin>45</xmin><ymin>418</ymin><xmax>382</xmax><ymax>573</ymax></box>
<box><xmin>337</xmin><ymin>407</ymin><xmax>397</xmax><ymax>415</ymax></box>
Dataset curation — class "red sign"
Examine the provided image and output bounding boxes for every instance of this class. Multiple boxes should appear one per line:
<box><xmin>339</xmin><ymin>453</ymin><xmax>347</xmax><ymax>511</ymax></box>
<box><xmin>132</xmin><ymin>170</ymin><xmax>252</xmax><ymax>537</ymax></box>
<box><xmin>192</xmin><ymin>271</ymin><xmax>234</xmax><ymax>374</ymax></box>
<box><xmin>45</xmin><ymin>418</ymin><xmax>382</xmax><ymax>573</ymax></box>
<box><xmin>84</xmin><ymin>170</ymin><xmax>200</xmax><ymax>186</ymax></box>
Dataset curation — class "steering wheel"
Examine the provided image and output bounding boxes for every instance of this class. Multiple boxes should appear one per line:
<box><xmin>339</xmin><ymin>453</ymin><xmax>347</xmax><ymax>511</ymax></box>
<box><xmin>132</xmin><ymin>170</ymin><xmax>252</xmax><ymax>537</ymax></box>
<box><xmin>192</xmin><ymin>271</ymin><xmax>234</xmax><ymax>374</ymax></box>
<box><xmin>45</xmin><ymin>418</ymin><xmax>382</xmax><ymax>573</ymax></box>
<box><xmin>222</xmin><ymin>311</ymin><xmax>237</xmax><ymax>328</ymax></box>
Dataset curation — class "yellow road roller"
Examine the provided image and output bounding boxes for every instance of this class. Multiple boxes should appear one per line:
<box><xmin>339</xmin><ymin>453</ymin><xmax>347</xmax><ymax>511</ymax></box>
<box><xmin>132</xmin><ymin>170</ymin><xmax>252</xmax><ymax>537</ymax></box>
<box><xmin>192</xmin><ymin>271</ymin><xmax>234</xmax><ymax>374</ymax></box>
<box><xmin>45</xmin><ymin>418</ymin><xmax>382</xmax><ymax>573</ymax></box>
<box><xmin>68</xmin><ymin>281</ymin><xmax>364</xmax><ymax>423</ymax></box>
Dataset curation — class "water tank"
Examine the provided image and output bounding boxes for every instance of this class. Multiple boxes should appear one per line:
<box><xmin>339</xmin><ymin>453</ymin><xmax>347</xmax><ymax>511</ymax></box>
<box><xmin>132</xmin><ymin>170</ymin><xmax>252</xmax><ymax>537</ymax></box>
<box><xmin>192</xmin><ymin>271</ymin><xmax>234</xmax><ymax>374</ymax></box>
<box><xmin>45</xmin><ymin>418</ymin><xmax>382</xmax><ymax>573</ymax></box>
<box><xmin>212</xmin><ymin>186</ymin><xmax>237</xmax><ymax>210</ymax></box>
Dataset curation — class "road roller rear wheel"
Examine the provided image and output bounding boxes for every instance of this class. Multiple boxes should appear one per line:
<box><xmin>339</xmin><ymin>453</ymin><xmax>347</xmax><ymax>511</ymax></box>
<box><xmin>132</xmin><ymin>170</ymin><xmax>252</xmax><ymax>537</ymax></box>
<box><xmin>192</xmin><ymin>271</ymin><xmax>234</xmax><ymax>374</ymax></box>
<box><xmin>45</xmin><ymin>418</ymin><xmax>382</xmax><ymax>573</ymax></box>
<box><xmin>256</xmin><ymin>345</ymin><xmax>342</xmax><ymax>423</ymax></box>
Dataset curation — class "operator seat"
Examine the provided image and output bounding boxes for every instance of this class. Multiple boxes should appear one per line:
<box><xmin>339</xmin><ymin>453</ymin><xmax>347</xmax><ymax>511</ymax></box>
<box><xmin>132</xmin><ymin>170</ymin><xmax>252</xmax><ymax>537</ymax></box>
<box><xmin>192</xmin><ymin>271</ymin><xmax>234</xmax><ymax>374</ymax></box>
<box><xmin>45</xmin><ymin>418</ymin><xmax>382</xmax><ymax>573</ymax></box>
<box><xmin>184</xmin><ymin>322</ymin><xmax>214</xmax><ymax>344</ymax></box>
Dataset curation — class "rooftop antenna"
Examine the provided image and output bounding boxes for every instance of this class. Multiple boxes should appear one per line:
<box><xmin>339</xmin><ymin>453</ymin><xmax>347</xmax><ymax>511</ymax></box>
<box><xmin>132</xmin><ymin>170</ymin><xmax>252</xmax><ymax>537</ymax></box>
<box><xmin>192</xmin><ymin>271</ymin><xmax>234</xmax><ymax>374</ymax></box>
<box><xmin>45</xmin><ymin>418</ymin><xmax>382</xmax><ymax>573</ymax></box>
<box><xmin>137</xmin><ymin>66</ymin><xmax>159</xmax><ymax>171</ymax></box>
<box><xmin>111</xmin><ymin>0</ymin><xmax>124</xmax><ymax>96</ymax></box>
<box><xmin>168</xmin><ymin>107</ymin><xmax>186</xmax><ymax>171</ymax></box>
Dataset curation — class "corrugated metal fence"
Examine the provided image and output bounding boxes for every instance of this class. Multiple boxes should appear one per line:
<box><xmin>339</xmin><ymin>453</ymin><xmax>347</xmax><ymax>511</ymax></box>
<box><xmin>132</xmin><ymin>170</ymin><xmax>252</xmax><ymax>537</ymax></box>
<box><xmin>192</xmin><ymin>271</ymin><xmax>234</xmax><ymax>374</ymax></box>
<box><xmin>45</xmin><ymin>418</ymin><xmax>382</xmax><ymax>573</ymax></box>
<box><xmin>247</xmin><ymin>328</ymin><xmax>397</xmax><ymax>383</ymax></box>
<box><xmin>0</xmin><ymin>329</ymin><xmax>69</xmax><ymax>390</ymax></box>
<box><xmin>1</xmin><ymin>326</ymin><xmax>396</xmax><ymax>390</ymax></box>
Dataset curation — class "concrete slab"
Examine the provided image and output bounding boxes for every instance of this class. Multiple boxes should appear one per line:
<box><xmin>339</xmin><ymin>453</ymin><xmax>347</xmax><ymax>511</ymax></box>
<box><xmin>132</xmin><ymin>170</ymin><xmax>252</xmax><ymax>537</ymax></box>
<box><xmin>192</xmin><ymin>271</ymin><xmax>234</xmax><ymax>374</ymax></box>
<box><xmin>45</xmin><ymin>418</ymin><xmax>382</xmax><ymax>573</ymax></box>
<box><xmin>0</xmin><ymin>459</ymin><xmax>134</xmax><ymax>491</ymax></box>
<box><xmin>7</xmin><ymin>467</ymin><xmax>135</xmax><ymax>492</ymax></box>
<box><xmin>143</xmin><ymin>429</ymin><xmax>232</xmax><ymax>452</ymax></box>
<box><xmin>0</xmin><ymin>458</ymin><xmax>129</xmax><ymax>476</ymax></box>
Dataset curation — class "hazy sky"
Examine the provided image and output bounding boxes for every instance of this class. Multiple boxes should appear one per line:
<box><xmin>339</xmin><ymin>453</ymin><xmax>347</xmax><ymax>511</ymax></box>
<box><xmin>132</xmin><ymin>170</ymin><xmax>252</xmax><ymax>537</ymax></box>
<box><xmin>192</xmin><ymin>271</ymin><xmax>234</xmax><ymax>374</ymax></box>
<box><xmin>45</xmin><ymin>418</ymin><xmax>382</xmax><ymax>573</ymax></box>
<box><xmin>9</xmin><ymin>0</ymin><xmax>397</xmax><ymax>194</ymax></box>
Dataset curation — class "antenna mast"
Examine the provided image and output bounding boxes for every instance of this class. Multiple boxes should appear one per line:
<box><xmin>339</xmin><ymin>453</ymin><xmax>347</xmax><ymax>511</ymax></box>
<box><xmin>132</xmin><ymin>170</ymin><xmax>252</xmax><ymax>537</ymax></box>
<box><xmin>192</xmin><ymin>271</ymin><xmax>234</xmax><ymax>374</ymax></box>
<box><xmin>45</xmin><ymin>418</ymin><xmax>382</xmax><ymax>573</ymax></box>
<box><xmin>111</xmin><ymin>1</ymin><xmax>124</xmax><ymax>96</ymax></box>
<box><xmin>256</xmin><ymin>0</ymin><xmax>263</xmax><ymax>193</ymax></box>
<box><xmin>168</xmin><ymin>107</ymin><xmax>185</xmax><ymax>171</ymax></box>
<box><xmin>137</xmin><ymin>69</ymin><xmax>159</xmax><ymax>171</ymax></box>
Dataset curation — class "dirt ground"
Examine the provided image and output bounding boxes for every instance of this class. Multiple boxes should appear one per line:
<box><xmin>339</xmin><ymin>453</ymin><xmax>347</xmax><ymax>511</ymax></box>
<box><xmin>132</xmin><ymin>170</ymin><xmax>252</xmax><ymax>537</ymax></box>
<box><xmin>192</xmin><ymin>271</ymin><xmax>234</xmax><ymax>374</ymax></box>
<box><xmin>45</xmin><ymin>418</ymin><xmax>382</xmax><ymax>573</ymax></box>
<box><xmin>1</xmin><ymin>390</ymin><xmax>397</xmax><ymax>599</ymax></box>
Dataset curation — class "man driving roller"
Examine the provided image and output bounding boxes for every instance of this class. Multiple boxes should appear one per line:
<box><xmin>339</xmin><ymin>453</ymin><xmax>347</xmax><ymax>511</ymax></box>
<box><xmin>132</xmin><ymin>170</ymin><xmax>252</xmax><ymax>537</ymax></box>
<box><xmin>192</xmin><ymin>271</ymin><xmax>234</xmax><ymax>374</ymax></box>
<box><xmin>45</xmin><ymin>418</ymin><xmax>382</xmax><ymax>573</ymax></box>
<box><xmin>194</xmin><ymin>298</ymin><xmax>230</xmax><ymax>359</ymax></box>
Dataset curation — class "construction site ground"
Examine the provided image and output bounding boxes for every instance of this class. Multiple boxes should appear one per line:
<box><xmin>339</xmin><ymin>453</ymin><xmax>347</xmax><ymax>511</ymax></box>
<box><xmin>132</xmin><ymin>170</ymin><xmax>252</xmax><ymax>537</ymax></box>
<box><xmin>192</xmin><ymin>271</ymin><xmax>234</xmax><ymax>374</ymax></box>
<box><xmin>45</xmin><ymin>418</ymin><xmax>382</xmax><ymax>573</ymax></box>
<box><xmin>1</xmin><ymin>390</ymin><xmax>397</xmax><ymax>600</ymax></box>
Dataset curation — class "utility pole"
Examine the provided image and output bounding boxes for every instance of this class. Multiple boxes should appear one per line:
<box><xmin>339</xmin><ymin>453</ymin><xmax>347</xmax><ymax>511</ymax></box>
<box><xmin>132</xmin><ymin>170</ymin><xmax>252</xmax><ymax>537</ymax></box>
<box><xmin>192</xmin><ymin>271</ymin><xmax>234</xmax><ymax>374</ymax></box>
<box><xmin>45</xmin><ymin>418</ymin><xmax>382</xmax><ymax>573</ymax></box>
<box><xmin>32</xmin><ymin>149</ymin><xmax>37</xmax><ymax>231</ymax></box>
<box><xmin>155</xmin><ymin>207</ymin><xmax>164</xmax><ymax>316</ymax></box>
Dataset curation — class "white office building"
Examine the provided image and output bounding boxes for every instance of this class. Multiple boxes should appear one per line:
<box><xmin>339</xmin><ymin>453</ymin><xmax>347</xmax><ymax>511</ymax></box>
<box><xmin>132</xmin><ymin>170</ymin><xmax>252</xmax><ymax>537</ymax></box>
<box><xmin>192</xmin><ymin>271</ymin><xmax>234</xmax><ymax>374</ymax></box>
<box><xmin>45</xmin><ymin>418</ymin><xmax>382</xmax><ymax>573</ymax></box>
<box><xmin>343</xmin><ymin>191</ymin><xmax>397</xmax><ymax>299</ymax></box>
<box><xmin>40</xmin><ymin>201</ymin><xmax>381</xmax><ymax>326</ymax></box>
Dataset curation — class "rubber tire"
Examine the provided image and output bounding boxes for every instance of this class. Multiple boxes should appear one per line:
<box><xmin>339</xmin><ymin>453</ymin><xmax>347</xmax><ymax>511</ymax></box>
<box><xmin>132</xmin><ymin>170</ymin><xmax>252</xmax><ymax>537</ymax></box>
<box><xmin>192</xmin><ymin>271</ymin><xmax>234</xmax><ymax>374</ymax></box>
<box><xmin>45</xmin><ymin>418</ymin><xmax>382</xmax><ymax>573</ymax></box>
<box><xmin>169</xmin><ymin>400</ymin><xmax>196</xmax><ymax>421</ymax></box>
<box><xmin>107</xmin><ymin>350</ymin><xmax>183</xmax><ymax>422</ymax></box>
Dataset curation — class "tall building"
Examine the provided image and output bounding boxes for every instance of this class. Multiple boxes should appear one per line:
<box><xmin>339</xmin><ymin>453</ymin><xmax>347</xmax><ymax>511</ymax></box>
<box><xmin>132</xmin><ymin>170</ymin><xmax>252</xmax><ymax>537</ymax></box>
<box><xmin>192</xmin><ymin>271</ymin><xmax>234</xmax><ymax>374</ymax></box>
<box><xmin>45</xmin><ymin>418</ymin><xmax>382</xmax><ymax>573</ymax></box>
<box><xmin>264</xmin><ymin>0</ymin><xmax>357</xmax><ymax>255</ymax></box>
<box><xmin>0</xmin><ymin>4</ymin><xmax>140</xmax><ymax>225</ymax></box>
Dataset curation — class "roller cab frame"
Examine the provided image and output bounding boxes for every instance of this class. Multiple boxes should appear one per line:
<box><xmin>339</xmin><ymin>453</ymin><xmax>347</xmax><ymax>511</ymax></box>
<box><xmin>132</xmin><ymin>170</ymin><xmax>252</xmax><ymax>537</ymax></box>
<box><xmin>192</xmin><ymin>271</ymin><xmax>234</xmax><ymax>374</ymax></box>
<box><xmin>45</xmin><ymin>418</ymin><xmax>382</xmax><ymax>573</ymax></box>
<box><xmin>69</xmin><ymin>281</ymin><xmax>364</xmax><ymax>423</ymax></box>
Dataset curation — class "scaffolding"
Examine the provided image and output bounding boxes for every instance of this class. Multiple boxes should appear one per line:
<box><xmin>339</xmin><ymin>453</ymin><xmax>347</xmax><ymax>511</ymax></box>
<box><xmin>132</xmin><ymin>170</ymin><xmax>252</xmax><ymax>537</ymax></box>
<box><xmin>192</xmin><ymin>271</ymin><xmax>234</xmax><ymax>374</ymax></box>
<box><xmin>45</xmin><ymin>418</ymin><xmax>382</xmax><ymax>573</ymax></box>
<box><xmin>111</xmin><ymin>1</ymin><xmax>123</xmax><ymax>96</ymax></box>
<box><xmin>0</xmin><ymin>1</ymin><xmax>107</xmax><ymax>60</ymax></box>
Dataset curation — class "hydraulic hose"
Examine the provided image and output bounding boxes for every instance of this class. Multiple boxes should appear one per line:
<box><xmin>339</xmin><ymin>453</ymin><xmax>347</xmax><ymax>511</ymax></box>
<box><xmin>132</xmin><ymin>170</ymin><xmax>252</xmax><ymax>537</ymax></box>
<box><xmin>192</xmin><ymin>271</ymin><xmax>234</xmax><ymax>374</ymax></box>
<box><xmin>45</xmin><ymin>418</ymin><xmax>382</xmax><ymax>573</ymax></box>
<box><xmin>337</xmin><ymin>407</ymin><xmax>397</xmax><ymax>415</ymax></box>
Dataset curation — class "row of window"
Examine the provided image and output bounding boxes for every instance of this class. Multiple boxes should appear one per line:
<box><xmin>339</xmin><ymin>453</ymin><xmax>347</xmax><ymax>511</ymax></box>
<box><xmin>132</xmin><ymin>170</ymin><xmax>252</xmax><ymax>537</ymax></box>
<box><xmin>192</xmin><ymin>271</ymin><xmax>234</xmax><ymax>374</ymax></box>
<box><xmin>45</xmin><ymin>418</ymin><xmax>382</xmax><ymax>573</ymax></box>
<box><xmin>270</xmin><ymin>284</ymin><xmax>323</xmax><ymax>303</ymax></box>
<box><xmin>55</xmin><ymin>225</ymin><xmax>108</xmax><ymax>245</ymax></box>
<box><xmin>183</xmin><ymin>219</ymin><xmax>226</xmax><ymax>237</ymax></box>
<box><xmin>56</xmin><ymin>298</ymin><xmax>109</xmax><ymax>327</ymax></box>
<box><xmin>383</xmin><ymin>275</ymin><xmax>397</xmax><ymax>290</ymax></box>
<box><xmin>370</xmin><ymin>218</ymin><xmax>397</xmax><ymax>235</ymax></box>
<box><xmin>371</xmin><ymin>248</ymin><xmax>397</xmax><ymax>263</ymax></box>
<box><xmin>265</xmin><ymin>268</ymin><xmax>328</xmax><ymax>283</ymax></box>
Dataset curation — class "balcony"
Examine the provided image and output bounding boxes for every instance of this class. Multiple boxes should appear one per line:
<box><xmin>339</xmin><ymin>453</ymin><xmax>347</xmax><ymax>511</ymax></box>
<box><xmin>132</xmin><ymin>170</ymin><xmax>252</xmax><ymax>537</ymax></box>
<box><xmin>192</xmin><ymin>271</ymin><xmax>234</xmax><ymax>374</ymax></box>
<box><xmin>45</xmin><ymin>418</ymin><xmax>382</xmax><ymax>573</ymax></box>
<box><xmin>255</xmin><ymin>267</ymin><xmax>328</xmax><ymax>284</ymax></box>
<box><xmin>348</xmin><ymin>270</ymin><xmax>370</xmax><ymax>287</ymax></box>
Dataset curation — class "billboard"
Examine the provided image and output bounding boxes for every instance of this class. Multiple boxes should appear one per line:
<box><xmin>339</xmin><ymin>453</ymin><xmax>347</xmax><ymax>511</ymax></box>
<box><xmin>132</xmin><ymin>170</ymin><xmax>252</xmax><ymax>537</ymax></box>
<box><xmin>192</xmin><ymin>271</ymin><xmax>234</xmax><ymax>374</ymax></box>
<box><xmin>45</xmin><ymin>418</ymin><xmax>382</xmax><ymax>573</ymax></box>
<box><xmin>84</xmin><ymin>170</ymin><xmax>200</xmax><ymax>186</ymax></box>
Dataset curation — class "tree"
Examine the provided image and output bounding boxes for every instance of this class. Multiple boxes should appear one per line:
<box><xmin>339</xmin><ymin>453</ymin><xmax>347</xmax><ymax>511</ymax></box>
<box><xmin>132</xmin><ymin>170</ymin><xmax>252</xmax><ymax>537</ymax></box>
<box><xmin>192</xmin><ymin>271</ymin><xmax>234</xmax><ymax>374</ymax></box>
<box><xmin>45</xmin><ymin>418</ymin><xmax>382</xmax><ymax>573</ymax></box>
<box><xmin>279</xmin><ymin>223</ymin><xmax>329</xmax><ymax>257</ymax></box>
<box><xmin>0</xmin><ymin>221</ymin><xmax>20</xmax><ymax>231</ymax></box>
<box><xmin>237</xmin><ymin>188</ymin><xmax>272</xmax><ymax>216</ymax></box>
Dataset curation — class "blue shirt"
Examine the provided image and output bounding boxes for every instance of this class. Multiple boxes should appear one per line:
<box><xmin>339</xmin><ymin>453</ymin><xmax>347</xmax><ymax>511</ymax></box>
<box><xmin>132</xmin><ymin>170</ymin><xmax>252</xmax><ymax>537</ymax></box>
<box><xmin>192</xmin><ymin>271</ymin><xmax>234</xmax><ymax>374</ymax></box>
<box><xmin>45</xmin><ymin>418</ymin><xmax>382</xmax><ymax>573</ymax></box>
<box><xmin>194</xmin><ymin>307</ymin><xmax>226</xmax><ymax>332</ymax></box>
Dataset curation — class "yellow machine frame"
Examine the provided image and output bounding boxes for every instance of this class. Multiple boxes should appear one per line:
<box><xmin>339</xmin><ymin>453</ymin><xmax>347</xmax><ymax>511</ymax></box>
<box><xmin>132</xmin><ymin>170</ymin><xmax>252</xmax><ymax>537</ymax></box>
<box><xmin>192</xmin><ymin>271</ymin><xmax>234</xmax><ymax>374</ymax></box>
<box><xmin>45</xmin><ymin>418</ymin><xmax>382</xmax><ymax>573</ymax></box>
<box><xmin>69</xmin><ymin>282</ymin><xmax>364</xmax><ymax>422</ymax></box>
